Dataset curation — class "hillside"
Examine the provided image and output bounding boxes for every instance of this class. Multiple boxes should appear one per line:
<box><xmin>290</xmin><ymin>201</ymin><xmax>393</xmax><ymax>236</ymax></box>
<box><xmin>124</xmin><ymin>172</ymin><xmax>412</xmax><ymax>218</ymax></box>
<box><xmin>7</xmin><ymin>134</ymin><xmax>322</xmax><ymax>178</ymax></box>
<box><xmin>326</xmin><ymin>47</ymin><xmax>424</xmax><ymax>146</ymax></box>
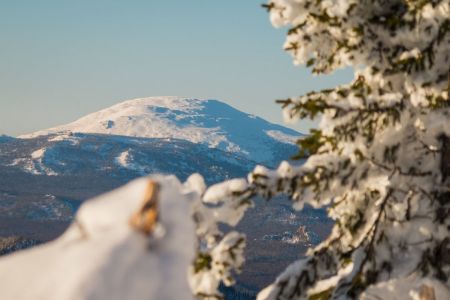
<box><xmin>20</xmin><ymin>97</ymin><xmax>300</xmax><ymax>166</ymax></box>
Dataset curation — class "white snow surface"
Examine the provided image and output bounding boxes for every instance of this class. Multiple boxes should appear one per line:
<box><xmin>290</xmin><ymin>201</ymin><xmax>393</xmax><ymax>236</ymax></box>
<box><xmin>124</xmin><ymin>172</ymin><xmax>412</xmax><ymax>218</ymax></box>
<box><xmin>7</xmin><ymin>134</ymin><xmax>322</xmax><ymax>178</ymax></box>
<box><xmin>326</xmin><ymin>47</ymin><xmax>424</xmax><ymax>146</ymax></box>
<box><xmin>114</xmin><ymin>149</ymin><xmax>151</xmax><ymax>175</ymax></box>
<box><xmin>265</xmin><ymin>130</ymin><xmax>298</xmax><ymax>144</ymax></box>
<box><xmin>361</xmin><ymin>277</ymin><xmax>450</xmax><ymax>300</ymax></box>
<box><xmin>23</xmin><ymin>147</ymin><xmax>58</xmax><ymax>176</ymax></box>
<box><xmin>31</xmin><ymin>148</ymin><xmax>46</xmax><ymax>159</ymax></box>
<box><xmin>0</xmin><ymin>175</ymin><xmax>198</xmax><ymax>300</ymax></box>
<box><xmin>20</xmin><ymin>96</ymin><xmax>300</xmax><ymax>164</ymax></box>
<box><xmin>115</xmin><ymin>150</ymin><xmax>130</xmax><ymax>167</ymax></box>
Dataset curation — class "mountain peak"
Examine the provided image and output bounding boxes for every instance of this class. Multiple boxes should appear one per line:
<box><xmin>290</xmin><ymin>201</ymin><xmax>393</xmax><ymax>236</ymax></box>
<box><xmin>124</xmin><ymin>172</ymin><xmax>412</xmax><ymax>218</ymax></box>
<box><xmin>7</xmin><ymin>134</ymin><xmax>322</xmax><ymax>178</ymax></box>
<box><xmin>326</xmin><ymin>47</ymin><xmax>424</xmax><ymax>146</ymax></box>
<box><xmin>20</xmin><ymin>97</ymin><xmax>300</xmax><ymax>164</ymax></box>
<box><xmin>118</xmin><ymin>96</ymin><xmax>206</xmax><ymax>110</ymax></box>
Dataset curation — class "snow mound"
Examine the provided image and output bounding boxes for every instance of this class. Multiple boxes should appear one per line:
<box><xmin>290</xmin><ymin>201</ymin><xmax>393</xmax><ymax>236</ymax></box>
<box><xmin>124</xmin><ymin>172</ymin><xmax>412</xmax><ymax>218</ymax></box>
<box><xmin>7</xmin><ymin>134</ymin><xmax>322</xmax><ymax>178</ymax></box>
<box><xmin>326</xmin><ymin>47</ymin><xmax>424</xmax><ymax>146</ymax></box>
<box><xmin>0</xmin><ymin>175</ymin><xmax>199</xmax><ymax>300</ymax></box>
<box><xmin>20</xmin><ymin>96</ymin><xmax>300</xmax><ymax>164</ymax></box>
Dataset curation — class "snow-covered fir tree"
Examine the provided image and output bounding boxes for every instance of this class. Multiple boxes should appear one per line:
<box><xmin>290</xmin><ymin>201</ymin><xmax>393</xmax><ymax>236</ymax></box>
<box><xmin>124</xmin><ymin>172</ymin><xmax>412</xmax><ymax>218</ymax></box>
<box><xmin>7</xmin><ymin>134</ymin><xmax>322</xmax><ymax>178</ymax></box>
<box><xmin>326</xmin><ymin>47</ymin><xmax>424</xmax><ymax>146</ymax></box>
<box><xmin>190</xmin><ymin>0</ymin><xmax>450</xmax><ymax>299</ymax></box>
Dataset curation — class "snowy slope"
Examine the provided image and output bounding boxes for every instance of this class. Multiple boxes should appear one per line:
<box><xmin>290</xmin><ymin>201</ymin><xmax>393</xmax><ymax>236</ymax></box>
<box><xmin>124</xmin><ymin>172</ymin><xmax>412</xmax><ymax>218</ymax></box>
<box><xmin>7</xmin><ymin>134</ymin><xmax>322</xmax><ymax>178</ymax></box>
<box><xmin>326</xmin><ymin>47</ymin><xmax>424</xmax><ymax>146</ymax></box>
<box><xmin>20</xmin><ymin>97</ymin><xmax>301</xmax><ymax>165</ymax></box>
<box><xmin>0</xmin><ymin>133</ymin><xmax>254</xmax><ymax>185</ymax></box>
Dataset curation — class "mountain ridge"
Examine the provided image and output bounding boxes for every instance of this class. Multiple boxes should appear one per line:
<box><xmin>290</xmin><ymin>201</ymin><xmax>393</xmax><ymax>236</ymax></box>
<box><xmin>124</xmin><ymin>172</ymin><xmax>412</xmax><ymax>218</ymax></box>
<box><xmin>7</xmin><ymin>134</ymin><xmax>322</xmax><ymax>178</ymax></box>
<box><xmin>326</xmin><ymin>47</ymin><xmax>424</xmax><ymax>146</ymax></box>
<box><xmin>19</xmin><ymin>97</ymin><xmax>302</xmax><ymax>165</ymax></box>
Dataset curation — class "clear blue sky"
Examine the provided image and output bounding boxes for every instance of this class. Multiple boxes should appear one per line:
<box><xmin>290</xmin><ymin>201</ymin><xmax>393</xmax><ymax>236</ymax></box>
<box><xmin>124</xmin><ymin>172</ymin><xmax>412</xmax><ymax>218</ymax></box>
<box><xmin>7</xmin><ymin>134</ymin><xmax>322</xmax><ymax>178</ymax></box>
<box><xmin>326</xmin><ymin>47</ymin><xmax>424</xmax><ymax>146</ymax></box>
<box><xmin>0</xmin><ymin>0</ymin><xmax>352</xmax><ymax>136</ymax></box>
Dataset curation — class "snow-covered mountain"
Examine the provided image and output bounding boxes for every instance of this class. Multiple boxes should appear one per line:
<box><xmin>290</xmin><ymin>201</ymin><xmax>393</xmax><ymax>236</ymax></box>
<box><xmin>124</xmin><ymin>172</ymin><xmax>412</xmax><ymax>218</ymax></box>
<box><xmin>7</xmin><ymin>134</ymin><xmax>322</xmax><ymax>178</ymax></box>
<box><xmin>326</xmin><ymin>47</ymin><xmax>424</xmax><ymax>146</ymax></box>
<box><xmin>20</xmin><ymin>97</ymin><xmax>301</xmax><ymax>165</ymax></box>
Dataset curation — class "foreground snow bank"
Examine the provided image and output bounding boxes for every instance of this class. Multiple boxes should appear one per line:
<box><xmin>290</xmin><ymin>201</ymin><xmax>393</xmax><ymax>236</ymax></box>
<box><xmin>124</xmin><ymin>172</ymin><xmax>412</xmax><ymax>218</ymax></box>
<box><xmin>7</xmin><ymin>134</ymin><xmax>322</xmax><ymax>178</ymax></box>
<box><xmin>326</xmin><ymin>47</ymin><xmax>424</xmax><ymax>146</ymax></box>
<box><xmin>0</xmin><ymin>175</ymin><xmax>199</xmax><ymax>300</ymax></box>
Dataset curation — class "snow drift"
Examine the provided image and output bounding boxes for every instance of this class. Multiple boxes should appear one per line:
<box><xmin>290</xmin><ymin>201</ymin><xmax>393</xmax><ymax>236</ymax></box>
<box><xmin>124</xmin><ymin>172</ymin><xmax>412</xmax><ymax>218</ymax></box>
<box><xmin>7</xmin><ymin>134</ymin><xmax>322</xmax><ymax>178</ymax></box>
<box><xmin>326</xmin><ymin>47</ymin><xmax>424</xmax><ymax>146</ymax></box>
<box><xmin>0</xmin><ymin>175</ymin><xmax>200</xmax><ymax>300</ymax></box>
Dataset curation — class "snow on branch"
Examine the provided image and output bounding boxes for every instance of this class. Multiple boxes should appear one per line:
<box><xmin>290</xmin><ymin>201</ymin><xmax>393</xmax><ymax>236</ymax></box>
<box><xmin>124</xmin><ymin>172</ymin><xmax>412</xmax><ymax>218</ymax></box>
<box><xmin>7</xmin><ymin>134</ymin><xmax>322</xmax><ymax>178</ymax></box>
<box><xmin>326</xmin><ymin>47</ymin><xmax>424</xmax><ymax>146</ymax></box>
<box><xmin>250</xmin><ymin>0</ymin><xmax>450</xmax><ymax>299</ymax></box>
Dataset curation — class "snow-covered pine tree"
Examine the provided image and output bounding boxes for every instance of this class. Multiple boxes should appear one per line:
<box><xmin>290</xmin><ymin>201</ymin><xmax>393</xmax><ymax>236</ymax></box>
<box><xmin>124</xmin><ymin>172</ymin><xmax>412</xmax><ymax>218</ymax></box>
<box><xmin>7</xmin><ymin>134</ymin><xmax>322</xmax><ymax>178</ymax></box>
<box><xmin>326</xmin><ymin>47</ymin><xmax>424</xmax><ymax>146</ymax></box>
<box><xmin>256</xmin><ymin>1</ymin><xmax>450</xmax><ymax>298</ymax></box>
<box><xmin>190</xmin><ymin>1</ymin><xmax>450</xmax><ymax>299</ymax></box>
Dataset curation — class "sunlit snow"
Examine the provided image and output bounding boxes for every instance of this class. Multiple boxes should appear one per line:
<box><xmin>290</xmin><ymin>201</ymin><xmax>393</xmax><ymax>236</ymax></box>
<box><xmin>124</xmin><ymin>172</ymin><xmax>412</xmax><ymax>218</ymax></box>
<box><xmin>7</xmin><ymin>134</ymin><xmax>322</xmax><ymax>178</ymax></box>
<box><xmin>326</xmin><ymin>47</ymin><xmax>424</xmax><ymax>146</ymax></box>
<box><xmin>20</xmin><ymin>97</ymin><xmax>301</xmax><ymax>165</ymax></box>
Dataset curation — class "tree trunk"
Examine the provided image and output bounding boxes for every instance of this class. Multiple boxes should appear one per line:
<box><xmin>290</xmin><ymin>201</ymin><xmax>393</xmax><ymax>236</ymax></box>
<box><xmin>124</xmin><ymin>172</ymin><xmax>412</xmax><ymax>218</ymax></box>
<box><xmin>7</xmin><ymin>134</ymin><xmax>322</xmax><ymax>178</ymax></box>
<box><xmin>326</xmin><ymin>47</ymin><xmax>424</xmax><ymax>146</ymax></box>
<box><xmin>442</xmin><ymin>69</ymin><xmax>450</xmax><ymax>182</ymax></box>
<box><xmin>441</xmin><ymin>135</ymin><xmax>450</xmax><ymax>182</ymax></box>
